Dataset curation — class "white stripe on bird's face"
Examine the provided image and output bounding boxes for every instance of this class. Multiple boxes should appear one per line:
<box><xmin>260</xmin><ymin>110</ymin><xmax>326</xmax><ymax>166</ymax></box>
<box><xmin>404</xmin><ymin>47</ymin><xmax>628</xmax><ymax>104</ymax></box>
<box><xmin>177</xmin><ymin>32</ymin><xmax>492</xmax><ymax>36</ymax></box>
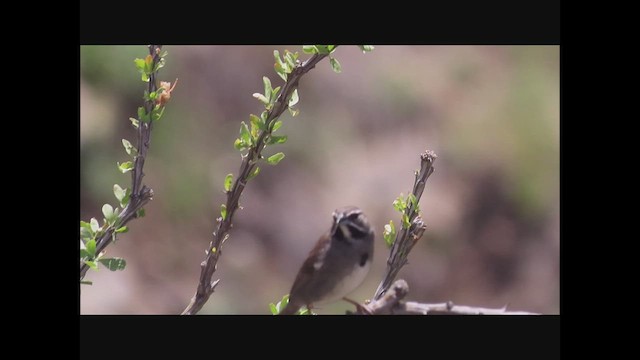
<box><xmin>339</xmin><ymin>223</ymin><xmax>352</xmax><ymax>239</ymax></box>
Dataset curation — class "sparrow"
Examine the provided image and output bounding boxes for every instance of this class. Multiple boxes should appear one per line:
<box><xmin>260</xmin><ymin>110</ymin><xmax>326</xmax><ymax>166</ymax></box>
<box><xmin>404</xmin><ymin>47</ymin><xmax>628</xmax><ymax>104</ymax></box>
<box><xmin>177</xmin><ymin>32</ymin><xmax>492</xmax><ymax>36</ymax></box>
<box><xmin>279</xmin><ymin>206</ymin><xmax>374</xmax><ymax>315</ymax></box>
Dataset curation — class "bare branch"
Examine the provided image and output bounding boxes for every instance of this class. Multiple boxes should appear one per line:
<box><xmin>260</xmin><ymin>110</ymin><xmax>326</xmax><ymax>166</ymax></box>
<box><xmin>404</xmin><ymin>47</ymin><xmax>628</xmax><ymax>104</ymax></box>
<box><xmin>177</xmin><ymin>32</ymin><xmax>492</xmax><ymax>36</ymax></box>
<box><xmin>80</xmin><ymin>45</ymin><xmax>162</xmax><ymax>281</ymax></box>
<box><xmin>359</xmin><ymin>280</ymin><xmax>539</xmax><ymax>315</ymax></box>
<box><xmin>374</xmin><ymin>150</ymin><xmax>437</xmax><ymax>299</ymax></box>
<box><xmin>181</xmin><ymin>51</ymin><xmax>333</xmax><ymax>315</ymax></box>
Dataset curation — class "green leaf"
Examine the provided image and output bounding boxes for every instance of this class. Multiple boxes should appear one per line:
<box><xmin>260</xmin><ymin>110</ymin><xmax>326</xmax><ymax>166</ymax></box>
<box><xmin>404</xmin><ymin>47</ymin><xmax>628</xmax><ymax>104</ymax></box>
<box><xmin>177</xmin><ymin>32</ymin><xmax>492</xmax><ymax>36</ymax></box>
<box><xmin>402</xmin><ymin>213</ymin><xmax>411</xmax><ymax>229</ymax></box>
<box><xmin>90</xmin><ymin>218</ymin><xmax>100</xmax><ymax>233</ymax></box>
<box><xmin>408</xmin><ymin>193</ymin><xmax>417</xmax><ymax>206</ymax></box>
<box><xmin>271</xmin><ymin>120</ymin><xmax>283</xmax><ymax>132</ymax></box>
<box><xmin>102</xmin><ymin>204</ymin><xmax>114</xmax><ymax>222</ymax></box>
<box><xmin>247</xmin><ymin>166</ymin><xmax>260</xmax><ymax>180</ymax></box>
<box><xmin>224</xmin><ymin>174</ymin><xmax>233</xmax><ymax>192</ymax></box>
<box><xmin>383</xmin><ymin>220</ymin><xmax>396</xmax><ymax>248</ymax></box>
<box><xmin>250</xmin><ymin>119</ymin><xmax>259</xmax><ymax>140</ymax></box>
<box><xmin>393</xmin><ymin>194</ymin><xmax>406</xmax><ymax>213</ymax></box>
<box><xmin>80</xmin><ymin>227</ymin><xmax>92</xmax><ymax>241</ymax></box>
<box><xmin>86</xmin><ymin>239</ymin><xmax>97</xmax><ymax>257</ymax></box>
<box><xmin>134</xmin><ymin>58</ymin><xmax>146</xmax><ymax>71</ymax></box>
<box><xmin>250</xmin><ymin>114</ymin><xmax>266</xmax><ymax>131</ymax></box>
<box><xmin>288</xmin><ymin>107</ymin><xmax>299</xmax><ymax>117</ymax></box>
<box><xmin>117</xmin><ymin>161</ymin><xmax>134</xmax><ymax>174</ymax></box>
<box><xmin>120</xmin><ymin>188</ymin><xmax>132</xmax><ymax>208</ymax></box>
<box><xmin>80</xmin><ymin>248</ymin><xmax>90</xmax><ymax>259</ymax></box>
<box><xmin>314</xmin><ymin>45</ymin><xmax>331</xmax><ymax>54</ymax></box>
<box><xmin>152</xmin><ymin>106</ymin><xmax>165</xmax><ymax>122</ymax></box>
<box><xmin>253</xmin><ymin>93</ymin><xmax>270</xmax><ymax>106</ymax></box>
<box><xmin>154</xmin><ymin>57</ymin><xmax>166</xmax><ymax>72</ymax></box>
<box><xmin>80</xmin><ymin>280</ymin><xmax>93</xmax><ymax>285</ymax></box>
<box><xmin>99</xmin><ymin>257</ymin><xmax>127</xmax><ymax>271</ymax></box>
<box><xmin>408</xmin><ymin>194</ymin><xmax>419</xmax><ymax>212</ymax></box>
<box><xmin>129</xmin><ymin>117</ymin><xmax>139</xmax><ymax>129</ymax></box>
<box><xmin>267</xmin><ymin>135</ymin><xmax>287</xmax><ymax>145</ymax></box>
<box><xmin>269</xmin><ymin>303</ymin><xmax>278</xmax><ymax>315</ymax></box>
<box><xmin>234</xmin><ymin>138</ymin><xmax>248</xmax><ymax>151</ymax></box>
<box><xmin>134</xmin><ymin>57</ymin><xmax>151</xmax><ymax>82</ymax></box>
<box><xmin>266</xmin><ymin>152</ymin><xmax>285</xmax><ymax>165</ymax></box>
<box><xmin>298</xmin><ymin>308</ymin><xmax>312</xmax><ymax>315</ymax></box>
<box><xmin>220</xmin><ymin>204</ymin><xmax>227</xmax><ymax>220</ymax></box>
<box><xmin>273</xmin><ymin>50</ymin><xmax>284</xmax><ymax>68</ymax></box>
<box><xmin>137</xmin><ymin>107</ymin><xmax>146</xmax><ymax>120</ymax></box>
<box><xmin>358</xmin><ymin>45</ymin><xmax>375</xmax><ymax>53</ymax></box>
<box><xmin>84</xmin><ymin>260</ymin><xmax>98</xmax><ymax>270</ymax></box>
<box><xmin>326</xmin><ymin>45</ymin><xmax>337</xmax><ymax>52</ymax></box>
<box><xmin>80</xmin><ymin>221</ymin><xmax>93</xmax><ymax>240</ymax></box>
<box><xmin>261</xmin><ymin>111</ymin><xmax>269</xmax><ymax>123</ymax></box>
<box><xmin>239</xmin><ymin>122</ymin><xmax>251</xmax><ymax>146</ymax></box>
<box><xmin>271</xmin><ymin>86</ymin><xmax>281</xmax><ymax>103</ymax></box>
<box><xmin>330</xmin><ymin>57</ymin><xmax>342</xmax><ymax>73</ymax></box>
<box><xmin>284</xmin><ymin>51</ymin><xmax>296</xmax><ymax>69</ymax></box>
<box><xmin>275</xmin><ymin>294</ymin><xmax>290</xmax><ymax>313</ymax></box>
<box><xmin>136</xmin><ymin>208</ymin><xmax>145</xmax><ymax>218</ymax></box>
<box><xmin>302</xmin><ymin>45</ymin><xmax>318</xmax><ymax>54</ymax></box>
<box><xmin>115</xmin><ymin>226</ymin><xmax>129</xmax><ymax>234</ymax></box>
<box><xmin>274</xmin><ymin>60</ymin><xmax>285</xmax><ymax>75</ymax></box>
<box><xmin>288</xmin><ymin>89</ymin><xmax>299</xmax><ymax>107</ymax></box>
<box><xmin>80</xmin><ymin>221</ymin><xmax>92</xmax><ymax>230</ymax></box>
<box><xmin>263</xmin><ymin>76</ymin><xmax>272</xmax><ymax>103</ymax></box>
<box><xmin>113</xmin><ymin>184</ymin><xmax>126</xmax><ymax>203</ymax></box>
<box><xmin>275</xmin><ymin>67</ymin><xmax>287</xmax><ymax>81</ymax></box>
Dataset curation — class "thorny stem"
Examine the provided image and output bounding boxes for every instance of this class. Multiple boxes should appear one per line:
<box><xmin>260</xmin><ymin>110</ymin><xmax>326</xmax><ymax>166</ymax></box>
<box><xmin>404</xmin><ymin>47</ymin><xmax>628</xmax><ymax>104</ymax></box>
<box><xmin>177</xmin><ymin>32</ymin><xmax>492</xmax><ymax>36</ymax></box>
<box><xmin>181</xmin><ymin>51</ymin><xmax>333</xmax><ymax>315</ymax></box>
<box><xmin>80</xmin><ymin>45</ymin><xmax>162</xmax><ymax>281</ymax></box>
<box><xmin>373</xmin><ymin>150</ymin><xmax>437</xmax><ymax>300</ymax></box>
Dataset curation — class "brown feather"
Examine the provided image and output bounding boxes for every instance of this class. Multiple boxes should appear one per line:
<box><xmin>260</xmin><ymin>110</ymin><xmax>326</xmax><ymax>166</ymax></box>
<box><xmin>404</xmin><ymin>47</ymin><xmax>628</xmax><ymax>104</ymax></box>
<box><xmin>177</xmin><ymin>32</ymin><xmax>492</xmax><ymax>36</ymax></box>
<box><xmin>289</xmin><ymin>232</ymin><xmax>331</xmax><ymax>298</ymax></box>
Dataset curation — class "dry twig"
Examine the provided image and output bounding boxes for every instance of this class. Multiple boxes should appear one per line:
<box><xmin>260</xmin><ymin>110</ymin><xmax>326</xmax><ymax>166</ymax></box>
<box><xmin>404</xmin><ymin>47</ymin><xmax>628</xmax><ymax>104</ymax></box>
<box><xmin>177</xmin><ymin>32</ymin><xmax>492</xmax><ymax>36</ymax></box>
<box><xmin>361</xmin><ymin>280</ymin><xmax>538</xmax><ymax>315</ymax></box>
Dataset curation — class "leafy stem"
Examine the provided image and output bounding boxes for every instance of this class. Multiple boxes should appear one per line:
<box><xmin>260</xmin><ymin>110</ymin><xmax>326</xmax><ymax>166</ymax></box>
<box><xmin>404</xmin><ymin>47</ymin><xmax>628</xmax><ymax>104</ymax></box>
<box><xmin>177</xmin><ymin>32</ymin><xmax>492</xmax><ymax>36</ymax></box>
<box><xmin>181</xmin><ymin>48</ymin><xmax>335</xmax><ymax>315</ymax></box>
<box><xmin>374</xmin><ymin>150</ymin><xmax>437</xmax><ymax>300</ymax></box>
<box><xmin>80</xmin><ymin>45</ymin><xmax>172</xmax><ymax>281</ymax></box>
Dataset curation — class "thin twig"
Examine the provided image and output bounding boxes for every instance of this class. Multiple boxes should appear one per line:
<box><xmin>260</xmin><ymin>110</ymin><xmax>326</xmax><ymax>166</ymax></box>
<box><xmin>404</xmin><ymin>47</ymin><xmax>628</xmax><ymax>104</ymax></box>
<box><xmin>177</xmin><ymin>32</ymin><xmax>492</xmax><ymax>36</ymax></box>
<box><xmin>360</xmin><ymin>280</ymin><xmax>538</xmax><ymax>315</ymax></box>
<box><xmin>80</xmin><ymin>45</ymin><xmax>162</xmax><ymax>281</ymax></box>
<box><xmin>181</xmin><ymin>51</ymin><xmax>333</xmax><ymax>315</ymax></box>
<box><xmin>373</xmin><ymin>150</ymin><xmax>437</xmax><ymax>300</ymax></box>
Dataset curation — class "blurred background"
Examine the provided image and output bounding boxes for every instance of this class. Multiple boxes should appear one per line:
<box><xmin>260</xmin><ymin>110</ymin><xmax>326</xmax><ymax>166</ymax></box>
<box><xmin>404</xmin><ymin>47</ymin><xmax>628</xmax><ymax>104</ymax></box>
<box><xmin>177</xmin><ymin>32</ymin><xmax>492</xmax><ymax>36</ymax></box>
<box><xmin>80</xmin><ymin>45</ymin><xmax>559</xmax><ymax>314</ymax></box>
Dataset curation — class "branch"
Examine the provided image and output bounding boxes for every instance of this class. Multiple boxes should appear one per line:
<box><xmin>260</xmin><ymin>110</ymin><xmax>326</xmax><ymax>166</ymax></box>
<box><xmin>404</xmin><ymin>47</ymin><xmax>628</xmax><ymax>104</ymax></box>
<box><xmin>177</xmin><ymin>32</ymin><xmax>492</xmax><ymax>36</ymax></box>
<box><xmin>360</xmin><ymin>280</ymin><xmax>538</xmax><ymax>315</ymax></box>
<box><xmin>374</xmin><ymin>150</ymin><xmax>437</xmax><ymax>300</ymax></box>
<box><xmin>365</xmin><ymin>152</ymin><xmax>539</xmax><ymax>315</ymax></box>
<box><xmin>182</xmin><ymin>51</ymin><xmax>332</xmax><ymax>315</ymax></box>
<box><xmin>80</xmin><ymin>45</ymin><xmax>162</xmax><ymax>281</ymax></box>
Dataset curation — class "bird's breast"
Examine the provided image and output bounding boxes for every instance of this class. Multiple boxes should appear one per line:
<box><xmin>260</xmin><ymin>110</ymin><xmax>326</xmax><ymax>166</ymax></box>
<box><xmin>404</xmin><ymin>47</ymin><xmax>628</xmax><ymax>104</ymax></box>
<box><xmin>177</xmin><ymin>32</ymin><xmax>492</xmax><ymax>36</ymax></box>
<box><xmin>314</xmin><ymin>257</ymin><xmax>371</xmax><ymax>305</ymax></box>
